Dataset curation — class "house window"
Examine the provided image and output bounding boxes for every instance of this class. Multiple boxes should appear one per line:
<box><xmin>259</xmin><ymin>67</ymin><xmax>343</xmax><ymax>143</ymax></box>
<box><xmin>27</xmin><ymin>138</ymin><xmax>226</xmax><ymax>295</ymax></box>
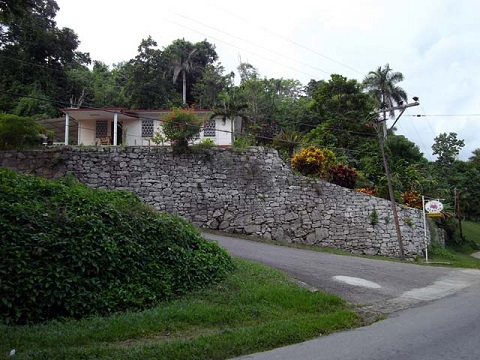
<box><xmin>96</xmin><ymin>120</ymin><xmax>108</xmax><ymax>137</ymax></box>
<box><xmin>142</xmin><ymin>119</ymin><xmax>154</xmax><ymax>137</ymax></box>
<box><xmin>203</xmin><ymin>119</ymin><xmax>216</xmax><ymax>137</ymax></box>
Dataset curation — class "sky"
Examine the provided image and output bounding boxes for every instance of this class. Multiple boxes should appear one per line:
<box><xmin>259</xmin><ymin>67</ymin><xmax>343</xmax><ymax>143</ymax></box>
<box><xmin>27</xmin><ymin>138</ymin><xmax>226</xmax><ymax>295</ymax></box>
<box><xmin>54</xmin><ymin>0</ymin><xmax>480</xmax><ymax>161</ymax></box>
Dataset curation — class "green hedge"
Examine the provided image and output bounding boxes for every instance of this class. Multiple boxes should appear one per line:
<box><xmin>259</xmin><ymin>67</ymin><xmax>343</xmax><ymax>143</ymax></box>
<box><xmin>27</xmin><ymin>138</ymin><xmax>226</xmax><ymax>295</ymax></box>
<box><xmin>0</xmin><ymin>169</ymin><xmax>233</xmax><ymax>324</ymax></box>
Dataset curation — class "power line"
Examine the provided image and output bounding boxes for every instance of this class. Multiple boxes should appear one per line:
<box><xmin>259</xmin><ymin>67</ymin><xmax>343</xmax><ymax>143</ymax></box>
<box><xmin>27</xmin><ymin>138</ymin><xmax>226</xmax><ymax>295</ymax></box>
<box><xmin>174</xmin><ymin>13</ymin><xmax>331</xmax><ymax>76</ymax></box>
<box><xmin>406</xmin><ymin>114</ymin><xmax>480</xmax><ymax>117</ymax></box>
<box><xmin>163</xmin><ymin>18</ymin><xmax>322</xmax><ymax>81</ymax></box>
<box><xmin>215</xmin><ymin>7</ymin><xmax>366</xmax><ymax>77</ymax></box>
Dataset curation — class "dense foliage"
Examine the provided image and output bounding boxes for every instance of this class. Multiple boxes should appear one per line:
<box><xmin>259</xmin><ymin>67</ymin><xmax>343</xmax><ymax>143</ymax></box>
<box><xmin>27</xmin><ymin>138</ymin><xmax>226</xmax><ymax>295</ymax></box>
<box><xmin>327</xmin><ymin>164</ymin><xmax>358</xmax><ymax>189</ymax></box>
<box><xmin>0</xmin><ymin>114</ymin><xmax>44</xmax><ymax>149</ymax></box>
<box><xmin>0</xmin><ymin>169</ymin><xmax>233</xmax><ymax>324</ymax></box>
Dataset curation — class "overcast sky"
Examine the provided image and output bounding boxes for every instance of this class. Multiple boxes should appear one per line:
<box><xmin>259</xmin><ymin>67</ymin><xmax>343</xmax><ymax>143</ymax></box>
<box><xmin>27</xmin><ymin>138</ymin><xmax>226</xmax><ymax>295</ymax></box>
<box><xmin>54</xmin><ymin>0</ymin><xmax>480</xmax><ymax>160</ymax></box>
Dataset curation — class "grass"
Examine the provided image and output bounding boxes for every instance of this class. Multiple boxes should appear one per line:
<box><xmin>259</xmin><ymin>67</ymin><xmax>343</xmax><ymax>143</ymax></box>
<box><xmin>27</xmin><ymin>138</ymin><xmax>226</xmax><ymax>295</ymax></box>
<box><xmin>0</xmin><ymin>258</ymin><xmax>359</xmax><ymax>360</ymax></box>
<box><xmin>462</xmin><ymin>220</ymin><xmax>480</xmax><ymax>247</ymax></box>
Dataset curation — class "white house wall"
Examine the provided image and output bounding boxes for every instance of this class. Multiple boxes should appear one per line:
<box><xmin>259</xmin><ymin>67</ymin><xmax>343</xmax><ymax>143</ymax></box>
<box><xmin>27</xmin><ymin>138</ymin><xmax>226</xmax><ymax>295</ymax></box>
<box><xmin>78</xmin><ymin>119</ymin><xmax>96</xmax><ymax>145</ymax></box>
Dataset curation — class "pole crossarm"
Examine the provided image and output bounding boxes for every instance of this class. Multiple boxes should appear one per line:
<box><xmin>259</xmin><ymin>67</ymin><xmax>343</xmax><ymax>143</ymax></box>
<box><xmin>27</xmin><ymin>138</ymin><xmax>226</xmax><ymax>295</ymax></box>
<box><xmin>370</xmin><ymin>101</ymin><xmax>420</xmax><ymax>119</ymax></box>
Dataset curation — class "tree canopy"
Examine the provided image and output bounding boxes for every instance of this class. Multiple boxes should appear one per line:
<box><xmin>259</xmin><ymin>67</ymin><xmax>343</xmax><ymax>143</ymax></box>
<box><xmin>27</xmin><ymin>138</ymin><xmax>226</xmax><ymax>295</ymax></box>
<box><xmin>2</xmin><ymin>1</ymin><xmax>480</xmax><ymax>232</ymax></box>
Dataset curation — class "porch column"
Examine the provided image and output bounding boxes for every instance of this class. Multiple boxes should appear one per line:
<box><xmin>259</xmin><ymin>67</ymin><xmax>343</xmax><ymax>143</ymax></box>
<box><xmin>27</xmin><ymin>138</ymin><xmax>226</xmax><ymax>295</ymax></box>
<box><xmin>64</xmin><ymin>113</ymin><xmax>69</xmax><ymax>145</ymax></box>
<box><xmin>113</xmin><ymin>112</ymin><xmax>118</xmax><ymax>146</ymax></box>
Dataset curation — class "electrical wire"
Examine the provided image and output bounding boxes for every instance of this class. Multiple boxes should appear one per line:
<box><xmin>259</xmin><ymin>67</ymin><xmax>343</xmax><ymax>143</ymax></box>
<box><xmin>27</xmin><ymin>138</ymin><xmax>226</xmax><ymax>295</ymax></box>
<box><xmin>214</xmin><ymin>7</ymin><xmax>366</xmax><ymax>77</ymax></box>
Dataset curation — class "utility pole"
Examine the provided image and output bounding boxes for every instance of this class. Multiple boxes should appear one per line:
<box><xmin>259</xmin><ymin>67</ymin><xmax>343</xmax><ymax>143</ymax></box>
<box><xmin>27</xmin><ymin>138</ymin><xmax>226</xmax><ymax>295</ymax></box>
<box><xmin>371</xmin><ymin>99</ymin><xmax>420</xmax><ymax>260</ymax></box>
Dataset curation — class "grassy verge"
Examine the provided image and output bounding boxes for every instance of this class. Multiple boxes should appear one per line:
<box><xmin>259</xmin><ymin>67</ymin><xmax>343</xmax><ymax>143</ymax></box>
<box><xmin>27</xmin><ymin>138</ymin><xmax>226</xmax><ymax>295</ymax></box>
<box><xmin>0</xmin><ymin>258</ymin><xmax>359</xmax><ymax>360</ymax></box>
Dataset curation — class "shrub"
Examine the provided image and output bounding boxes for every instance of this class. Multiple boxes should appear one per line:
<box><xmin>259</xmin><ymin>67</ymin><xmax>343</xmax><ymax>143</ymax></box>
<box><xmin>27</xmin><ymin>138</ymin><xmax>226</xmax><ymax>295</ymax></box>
<box><xmin>192</xmin><ymin>138</ymin><xmax>215</xmax><ymax>150</ymax></box>
<box><xmin>0</xmin><ymin>113</ymin><xmax>43</xmax><ymax>150</ymax></box>
<box><xmin>233</xmin><ymin>134</ymin><xmax>257</xmax><ymax>150</ymax></box>
<box><xmin>0</xmin><ymin>169</ymin><xmax>233</xmax><ymax>324</ymax></box>
<box><xmin>291</xmin><ymin>146</ymin><xmax>329</xmax><ymax>176</ymax></box>
<box><xmin>161</xmin><ymin>107</ymin><xmax>204</xmax><ymax>152</ymax></box>
<box><xmin>272</xmin><ymin>131</ymin><xmax>303</xmax><ymax>157</ymax></box>
<box><xmin>401</xmin><ymin>190</ymin><xmax>422</xmax><ymax>209</ymax></box>
<box><xmin>327</xmin><ymin>164</ymin><xmax>358</xmax><ymax>189</ymax></box>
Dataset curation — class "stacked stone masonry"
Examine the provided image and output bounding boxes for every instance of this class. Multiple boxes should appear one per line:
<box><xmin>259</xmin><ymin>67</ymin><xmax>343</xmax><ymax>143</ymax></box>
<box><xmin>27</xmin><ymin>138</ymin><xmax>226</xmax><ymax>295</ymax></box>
<box><xmin>0</xmin><ymin>147</ymin><xmax>429</xmax><ymax>258</ymax></box>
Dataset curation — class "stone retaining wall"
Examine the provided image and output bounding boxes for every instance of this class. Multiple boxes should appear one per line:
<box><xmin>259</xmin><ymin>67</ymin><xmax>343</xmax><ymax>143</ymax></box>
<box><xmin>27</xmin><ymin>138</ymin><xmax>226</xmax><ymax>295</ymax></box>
<box><xmin>0</xmin><ymin>147</ymin><xmax>429</xmax><ymax>258</ymax></box>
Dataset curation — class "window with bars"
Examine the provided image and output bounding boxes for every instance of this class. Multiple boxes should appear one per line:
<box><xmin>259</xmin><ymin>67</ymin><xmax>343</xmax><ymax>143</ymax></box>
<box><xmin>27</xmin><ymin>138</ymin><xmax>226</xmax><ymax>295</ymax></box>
<box><xmin>203</xmin><ymin>119</ymin><xmax>216</xmax><ymax>137</ymax></box>
<box><xmin>142</xmin><ymin>119</ymin><xmax>154</xmax><ymax>137</ymax></box>
<box><xmin>96</xmin><ymin>120</ymin><xmax>108</xmax><ymax>137</ymax></box>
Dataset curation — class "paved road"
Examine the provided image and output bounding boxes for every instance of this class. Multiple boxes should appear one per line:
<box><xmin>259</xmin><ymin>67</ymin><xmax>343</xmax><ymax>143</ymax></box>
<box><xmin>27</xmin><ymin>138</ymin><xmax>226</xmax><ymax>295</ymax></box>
<box><xmin>234</xmin><ymin>283</ymin><xmax>480</xmax><ymax>360</ymax></box>
<box><xmin>203</xmin><ymin>233</ymin><xmax>480</xmax><ymax>360</ymax></box>
<box><xmin>204</xmin><ymin>232</ymin><xmax>480</xmax><ymax>313</ymax></box>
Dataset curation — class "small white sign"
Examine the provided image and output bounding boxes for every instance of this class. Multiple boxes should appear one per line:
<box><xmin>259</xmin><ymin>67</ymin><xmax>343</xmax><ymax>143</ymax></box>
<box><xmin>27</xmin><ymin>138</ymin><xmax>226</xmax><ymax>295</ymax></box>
<box><xmin>425</xmin><ymin>200</ymin><xmax>444</xmax><ymax>214</ymax></box>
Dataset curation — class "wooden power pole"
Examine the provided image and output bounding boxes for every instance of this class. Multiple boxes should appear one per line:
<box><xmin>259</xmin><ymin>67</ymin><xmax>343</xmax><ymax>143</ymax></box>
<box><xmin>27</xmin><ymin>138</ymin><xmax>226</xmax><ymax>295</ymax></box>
<box><xmin>371</xmin><ymin>99</ymin><xmax>420</xmax><ymax>260</ymax></box>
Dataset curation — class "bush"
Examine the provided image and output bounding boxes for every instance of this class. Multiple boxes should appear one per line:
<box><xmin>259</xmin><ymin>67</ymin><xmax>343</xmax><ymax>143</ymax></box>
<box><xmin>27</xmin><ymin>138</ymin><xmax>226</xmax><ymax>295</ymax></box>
<box><xmin>192</xmin><ymin>138</ymin><xmax>215</xmax><ymax>150</ymax></box>
<box><xmin>401</xmin><ymin>190</ymin><xmax>422</xmax><ymax>209</ymax></box>
<box><xmin>0</xmin><ymin>113</ymin><xmax>43</xmax><ymax>150</ymax></box>
<box><xmin>291</xmin><ymin>146</ymin><xmax>332</xmax><ymax>176</ymax></box>
<box><xmin>327</xmin><ymin>164</ymin><xmax>358</xmax><ymax>189</ymax></box>
<box><xmin>233</xmin><ymin>134</ymin><xmax>257</xmax><ymax>150</ymax></box>
<box><xmin>0</xmin><ymin>169</ymin><xmax>233</xmax><ymax>324</ymax></box>
<box><xmin>161</xmin><ymin>107</ymin><xmax>204</xmax><ymax>152</ymax></box>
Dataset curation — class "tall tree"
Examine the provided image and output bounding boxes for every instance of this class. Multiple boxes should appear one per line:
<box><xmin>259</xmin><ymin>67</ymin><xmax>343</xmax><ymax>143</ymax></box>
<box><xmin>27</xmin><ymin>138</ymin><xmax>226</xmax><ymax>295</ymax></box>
<box><xmin>305</xmin><ymin>74</ymin><xmax>377</xmax><ymax>163</ymax></box>
<box><xmin>363</xmin><ymin>64</ymin><xmax>407</xmax><ymax>137</ymax></box>
<box><xmin>0</xmin><ymin>0</ymin><xmax>90</xmax><ymax>116</ymax></box>
<box><xmin>432</xmin><ymin>132</ymin><xmax>465</xmax><ymax>168</ymax></box>
<box><xmin>124</xmin><ymin>36</ymin><xmax>174</xmax><ymax>109</ymax></box>
<box><xmin>468</xmin><ymin>148</ymin><xmax>480</xmax><ymax>169</ymax></box>
<box><xmin>164</xmin><ymin>39</ymin><xmax>218</xmax><ymax>106</ymax></box>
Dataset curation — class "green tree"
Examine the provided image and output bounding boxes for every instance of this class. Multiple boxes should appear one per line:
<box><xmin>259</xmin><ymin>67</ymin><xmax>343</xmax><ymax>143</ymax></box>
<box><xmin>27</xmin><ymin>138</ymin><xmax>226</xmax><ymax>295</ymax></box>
<box><xmin>192</xmin><ymin>64</ymin><xmax>232</xmax><ymax>109</ymax></box>
<box><xmin>0</xmin><ymin>0</ymin><xmax>90</xmax><ymax>116</ymax></box>
<box><xmin>432</xmin><ymin>132</ymin><xmax>465</xmax><ymax>167</ymax></box>
<box><xmin>468</xmin><ymin>148</ymin><xmax>480</xmax><ymax>169</ymax></box>
<box><xmin>164</xmin><ymin>39</ymin><xmax>218</xmax><ymax>106</ymax></box>
<box><xmin>363</xmin><ymin>64</ymin><xmax>407</xmax><ymax>138</ymax></box>
<box><xmin>0</xmin><ymin>113</ymin><xmax>43</xmax><ymax>149</ymax></box>
<box><xmin>305</xmin><ymin>74</ymin><xmax>377</xmax><ymax>164</ymax></box>
<box><xmin>124</xmin><ymin>36</ymin><xmax>175</xmax><ymax>109</ymax></box>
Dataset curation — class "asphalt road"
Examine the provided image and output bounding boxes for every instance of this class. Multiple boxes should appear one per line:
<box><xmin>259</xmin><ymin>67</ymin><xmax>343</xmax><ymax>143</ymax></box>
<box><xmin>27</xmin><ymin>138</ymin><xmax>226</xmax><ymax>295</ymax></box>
<box><xmin>203</xmin><ymin>232</ymin><xmax>480</xmax><ymax>360</ymax></box>
<box><xmin>204</xmin><ymin>232</ymin><xmax>480</xmax><ymax>312</ymax></box>
<box><xmin>234</xmin><ymin>283</ymin><xmax>480</xmax><ymax>360</ymax></box>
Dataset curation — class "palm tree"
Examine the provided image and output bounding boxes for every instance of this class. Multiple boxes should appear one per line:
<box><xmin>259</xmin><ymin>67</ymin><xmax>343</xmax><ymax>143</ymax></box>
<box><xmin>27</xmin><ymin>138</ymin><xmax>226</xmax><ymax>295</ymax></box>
<box><xmin>363</xmin><ymin>64</ymin><xmax>407</xmax><ymax>132</ymax></box>
<box><xmin>171</xmin><ymin>47</ymin><xmax>199</xmax><ymax>105</ymax></box>
<box><xmin>211</xmin><ymin>87</ymin><xmax>248</xmax><ymax>144</ymax></box>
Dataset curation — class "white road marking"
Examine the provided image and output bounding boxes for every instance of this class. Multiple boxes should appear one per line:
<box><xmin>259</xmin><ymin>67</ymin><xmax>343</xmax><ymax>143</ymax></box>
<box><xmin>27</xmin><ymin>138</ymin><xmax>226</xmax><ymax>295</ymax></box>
<box><xmin>400</xmin><ymin>269</ymin><xmax>480</xmax><ymax>301</ymax></box>
<box><xmin>333</xmin><ymin>275</ymin><xmax>382</xmax><ymax>289</ymax></box>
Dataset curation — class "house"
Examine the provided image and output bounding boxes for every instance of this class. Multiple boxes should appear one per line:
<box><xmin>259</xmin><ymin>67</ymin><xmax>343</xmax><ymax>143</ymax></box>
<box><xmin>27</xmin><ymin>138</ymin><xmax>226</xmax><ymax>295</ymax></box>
<box><xmin>61</xmin><ymin>108</ymin><xmax>240</xmax><ymax>146</ymax></box>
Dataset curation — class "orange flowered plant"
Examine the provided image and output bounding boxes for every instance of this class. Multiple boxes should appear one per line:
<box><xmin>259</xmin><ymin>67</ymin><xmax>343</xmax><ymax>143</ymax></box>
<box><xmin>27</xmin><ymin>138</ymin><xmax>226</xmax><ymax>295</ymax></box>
<box><xmin>356</xmin><ymin>186</ymin><xmax>377</xmax><ymax>196</ymax></box>
<box><xmin>401</xmin><ymin>190</ymin><xmax>422</xmax><ymax>209</ymax></box>
<box><xmin>291</xmin><ymin>146</ymin><xmax>328</xmax><ymax>176</ymax></box>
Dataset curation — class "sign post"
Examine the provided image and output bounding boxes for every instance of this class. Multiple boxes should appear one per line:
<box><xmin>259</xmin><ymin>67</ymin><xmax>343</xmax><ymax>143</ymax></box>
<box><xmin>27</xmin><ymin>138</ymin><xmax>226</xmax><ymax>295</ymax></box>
<box><xmin>423</xmin><ymin>198</ymin><xmax>444</xmax><ymax>263</ymax></box>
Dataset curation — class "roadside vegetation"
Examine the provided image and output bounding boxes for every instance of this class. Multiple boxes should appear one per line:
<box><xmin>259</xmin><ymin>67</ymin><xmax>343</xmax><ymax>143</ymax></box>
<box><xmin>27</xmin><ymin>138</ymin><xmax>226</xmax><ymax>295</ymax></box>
<box><xmin>0</xmin><ymin>170</ymin><xmax>358</xmax><ymax>358</ymax></box>
<box><xmin>0</xmin><ymin>258</ymin><xmax>359</xmax><ymax>359</ymax></box>
<box><xmin>0</xmin><ymin>169</ymin><xmax>233</xmax><ymax>325</ymax></box>
<box><xmin>462</xmin><ymin>220</ymin><xmax>480</xmax><ymax>247</ymax></box>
